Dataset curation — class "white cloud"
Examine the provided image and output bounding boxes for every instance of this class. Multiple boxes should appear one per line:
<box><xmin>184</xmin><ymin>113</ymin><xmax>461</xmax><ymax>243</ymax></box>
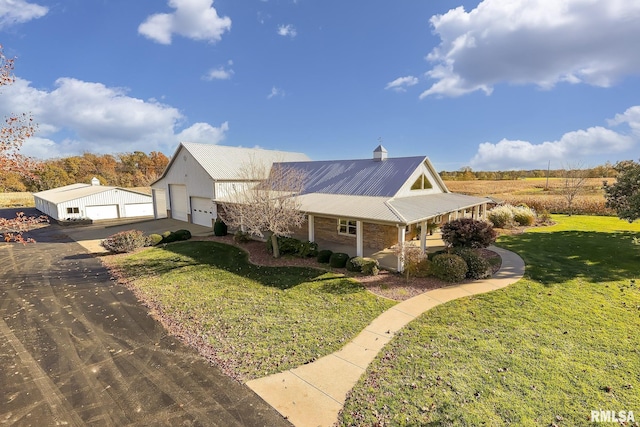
<box><xmin>608</xmin><ymin>105</ymin><xmax>640</xmax><ymax>135</ymax></box>
<box><xmin>139</xmin><ymin>0</ymin><xmax>231</xmax><ymax>45</ymax></box>
<box><xmin>0</xmin><ymin>0</ymin><xmax>47</xmax><ymax>28</ymax></box>
<box><xmin>469</xmin><ymin>115</ymin><xmax>637</xmax><ymax>171</ymax></box>
<box><xmin>277</xmin><ymin>24</ymin><xmax>297</xmax><ymax>38</ymax></box>
<box><xmin>267</xmin><ymin>86</ymin><xmax>285</xmax><ymax>99</ymax></box>
<box><xmin>0</xmin><ymin>76</ymin><xmax>229</xmax><ymax>159</ymax></box>
<box><xmin>421</xmin><ymin>0</ymin><xmax>640</xmax><ymax>98</ymax></box>
<box><xmin>204</xmin><ymin>63</ymin><xmax>234</xmax><ymax>80</ymax></box>
<box><xmin>385</xmin><ymin>76</ymin><xmax>418</xmax><ymax>92</ymax></box>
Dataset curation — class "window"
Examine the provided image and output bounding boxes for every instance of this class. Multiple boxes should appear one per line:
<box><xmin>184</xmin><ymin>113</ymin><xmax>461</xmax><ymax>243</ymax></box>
<box><xmin>410</xmin><ymin>174</ymin><xmax>433</xmax><ymax>190</ymax></box>
<box><xmin>338</xmin><ymin>219</ymin><xmax>357</xmax><ymax>236</ymax></box>
<box><xmin>66</xmin><ymin>207</ymin><xmax>79</xmax><ymax>214</ymax></box>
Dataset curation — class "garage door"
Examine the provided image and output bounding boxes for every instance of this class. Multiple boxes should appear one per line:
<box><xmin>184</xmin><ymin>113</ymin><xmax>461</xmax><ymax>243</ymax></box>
<box><xmin>169</xmin><ymin>184</ymin><xmax>188</xmax><ymax>222</ymax></box>
<box><xmin>124</xmin><ymin>203</ymin><xmax>154</xmax><ymax>218</ymax></box>
<box><xmin>191</xmin><ymin>197</ymin><xmax>216</xmax><ymax>227</ymax></box>
<box><xmin>86</xmin><ymin>205</ymin><xmax>119</xmax><ymax>220</ymax></box>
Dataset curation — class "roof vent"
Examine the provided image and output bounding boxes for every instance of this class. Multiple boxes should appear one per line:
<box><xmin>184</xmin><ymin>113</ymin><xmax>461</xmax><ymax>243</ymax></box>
<box><xmin>91</xmin><ymin>177</ymin><xmax>100</xmax><ymax>186</ymax></box>
<box><xmin>373</xmin><ymin>145</ymin><xmax>387</xmax><ymax>162</ymax></box>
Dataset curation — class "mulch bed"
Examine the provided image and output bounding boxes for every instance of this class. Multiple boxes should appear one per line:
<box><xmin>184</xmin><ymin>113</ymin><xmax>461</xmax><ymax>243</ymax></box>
<box><xmin>197</xmin><ymin>235</ymin><xmax>502</xmax><ymax>301</ymax></box>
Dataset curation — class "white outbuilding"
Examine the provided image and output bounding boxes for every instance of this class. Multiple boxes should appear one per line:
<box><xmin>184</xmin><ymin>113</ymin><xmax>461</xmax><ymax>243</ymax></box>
<box><xmin>33</xmin><ymin>178</ymin><xmax>154</xmax><ymax>222</ymax></box>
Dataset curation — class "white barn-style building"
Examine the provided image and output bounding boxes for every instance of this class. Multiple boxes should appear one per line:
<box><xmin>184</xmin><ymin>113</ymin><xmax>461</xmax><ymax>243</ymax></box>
<box><xmin>34</xmin><ymin>177</ymin><xmax>154</xmax><ymax>222</ymax></box>
<box><xmin>151</xmin><ymin>142</ymin><xmax>310</xmax><ymax>227</ymax></box>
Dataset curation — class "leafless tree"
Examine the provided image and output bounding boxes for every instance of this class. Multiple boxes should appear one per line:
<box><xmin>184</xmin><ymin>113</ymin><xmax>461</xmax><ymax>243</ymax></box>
<box><xmin>560</xmin><ymin>162</ymin><xmax>588</xmax><ymax>216</ymax></box>
<box><xmin>219</xmin><ymin>159</ymin><xmax>307</xmax><ymax>258</ymax></box>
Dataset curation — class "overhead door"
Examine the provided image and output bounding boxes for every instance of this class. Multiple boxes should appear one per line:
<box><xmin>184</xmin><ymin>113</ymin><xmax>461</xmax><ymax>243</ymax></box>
<box><xmin>124</xmin><ymin>203</ymin><xmax>154</xmax><ymax>218</ymax></box>
<box><xmin>191</xmin><ymin>197</ymin><xmax>216</xmax><ymax>227</ymax></box>
<box><xmin>86</xmin><ymin>205</ymin><xmax>119</xmax><ymax>220</ymax></box>
<box><xmin>169</xmin><ymin>185</ymin><xmax>188</xmax><ymax>222</ymax></box>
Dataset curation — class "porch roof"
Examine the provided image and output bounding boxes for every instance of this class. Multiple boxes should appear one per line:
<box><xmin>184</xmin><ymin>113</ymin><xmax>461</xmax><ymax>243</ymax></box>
<box><xmin>297</xmin><ymin>192</ymin><xmax>490</xmax><ymax>225</ymax></box>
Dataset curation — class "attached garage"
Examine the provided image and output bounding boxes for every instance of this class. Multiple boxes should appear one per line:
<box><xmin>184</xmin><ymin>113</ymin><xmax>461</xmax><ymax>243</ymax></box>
<box><xmin>33</xmin><ymin>178</ymin><xmax>154</xmax><ymax>222</ymax></box>
<box><xmin>169</xmin><ymin>184</ymin><xmax>188</xmax><ymax>221</ymax></box>
<box><xmin>191</xmin><ymin>197</ymin><xmax>216</xmax><ymax>227</ymax></box>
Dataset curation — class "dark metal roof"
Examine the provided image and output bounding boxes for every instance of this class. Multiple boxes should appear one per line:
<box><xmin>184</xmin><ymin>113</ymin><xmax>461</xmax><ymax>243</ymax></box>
<box><xmin>279</xmin><ymin>157</ymin><xmax>426</xmax><ymax>197</ymax></box>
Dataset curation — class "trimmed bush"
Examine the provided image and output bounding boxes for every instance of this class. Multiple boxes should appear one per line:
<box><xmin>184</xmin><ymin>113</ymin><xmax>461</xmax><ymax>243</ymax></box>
<box><xmin>214</xmin><ymin>218</ymin><xmax>228</xmax><ymax>236</ymax></box>
<box><xmin>454</xmin><ymin>248</ymin><xmax>491</xmax><ymax>279</ymax></box>
<box><xmin>346</xmin><ymin>256</ymin><xmax>379</xmax><ymax>275</ymax></box>
<box><xmin>346</xmin><ymin>256</ymin><xmax>364</xmax><ymax>272</ymax></box>
<box><xmin>100</xmin><ymin>230</ymin><xmax>147</xmax><ymax>253</ymax></box>
<box><xmin>161</xmin><ymin>231</ymin><xmax>179</xmax><ymax>243</ymax></box>
<box><xmin>329</xmin><ymin>252</ymin><xmax>350</xmax><ymax>268</ymax></box>
<box><xmin>268</xmin><ymin>236</ymin><xmax>319</xmax><ymax>258</ymax></box>
<box><xmin>317</xmin><ymin>249</ymin><xmax>333</xmax><ymax>264</ymax></box>
<box><xmin>431</xmin><ymin>253</ymin><xmax>468</xmax><ymax>282</ymax></box>
<box><xmin>146</xmin><ymin>233</ymin><xmax>163</xmax><ymax>246</ymax></box>
<box><xmin>174</xmin><ymin>229</ymin><xmax>192</xmax><ymax>241</ymax></box>
<box><xmin>441</xmin><ymin>218</ymin><xmax>497</xmax><ymax>249</ymax></box>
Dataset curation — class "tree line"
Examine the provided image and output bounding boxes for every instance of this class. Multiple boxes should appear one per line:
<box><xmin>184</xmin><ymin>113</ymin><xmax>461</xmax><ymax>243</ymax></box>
<box><xmin>1</xmin><ymin>151</ymin><xmax>169</xmax><ymax>192</ymax></box>
<box><xmin>439</xmin><ymin>164</ymin><xmax>618</xmax><ymax>181</ymax></box>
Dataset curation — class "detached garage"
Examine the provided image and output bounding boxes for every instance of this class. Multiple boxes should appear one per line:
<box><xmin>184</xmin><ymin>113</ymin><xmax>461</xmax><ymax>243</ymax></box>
<box><xmin>33</xmin><ymin>178</ymin><xmax>153</xmax><ymax>222</ymax></box>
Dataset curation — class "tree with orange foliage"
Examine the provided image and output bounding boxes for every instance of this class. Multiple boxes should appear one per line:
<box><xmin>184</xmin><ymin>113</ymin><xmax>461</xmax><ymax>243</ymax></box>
<box><xmin>0</xmin><ymin>45</ymin><xmax>47</xmax><ymax>243</ymax></box>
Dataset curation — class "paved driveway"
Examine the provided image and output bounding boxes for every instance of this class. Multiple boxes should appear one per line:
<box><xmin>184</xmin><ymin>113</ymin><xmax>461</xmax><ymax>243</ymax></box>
<box><xmin>0</xmin><ymin>209</ymin><xmax>291</xmax><ymax>426</ymax></box>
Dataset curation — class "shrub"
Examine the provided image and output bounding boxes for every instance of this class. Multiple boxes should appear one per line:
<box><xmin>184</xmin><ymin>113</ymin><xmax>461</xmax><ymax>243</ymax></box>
<box><xmin>441</xmin><ymin>218</ymin><xmax>497</xmax><ymax>248</ymax></box>
<box><xmin>233</xmin><ymin>230</ymin><xmax>251</xmax><ymax>243</ymax></box>
<box><xmin>401</xmin><ymin>246</ymin><xmax>431</xmax><ymax>279</ymax></box>
<box><xmin>161</xmin><ymin>231</ymin><xmax>179</xmax><ymax>243</ymax></box>
<box><xmin>329</xmin><ymin>252</ymin><xmax>350</xmax><ymax>268</ymax></box>
<box><xmin>346</xmin><ymin>256</ymin><xmax>364</xmax><ymax>272</ymax></box>
<box><xmin>317</xmin><ymin>249</ymin><xmax>333</xmax><ymax>264</ymax></box>
<box><xmin>347</xmin><ymin>256</ymin><xmax>380</xmax><ymax>275</ymax></box>
<box><xmin>174</xmin><ymin>229</ymin><xmax>192</xmax><ymax>241</ymax></box>
<box><xmin>268</xmin><ymin>236</ymin><xmax>319</xmax><ymax>258</ymax></box>
<box><xmin>512</xmin><ymin>206</ymin><xmax>536</xmax><ymax>226</ymax></box>
<box><xmin>454</xmin><ymin>248</ymin><xmax>491</xmax><ymax>279</ymax></box>
<box><xmin>487</xmin><ymin>205</ymin><xmax>515</xmax><ymax>228</ymax></box>
<box><xmin>213</xmin><ymin>218</ymin><xmax>228</xmax><ymax>236</ymax></box>
<box><xmin>100</xmin><ymin>230</ymin><xmax>147</xmax><ymax>253</ymax></box>
<box><xmin>146</xmin><ymin>233</ymin><xmax>163</xmax><ymax>246</ymax></box>
<box><xmin>431</xmin><ymin>254</ymin><xmax>468</xmax><ymax>282</ymax></box>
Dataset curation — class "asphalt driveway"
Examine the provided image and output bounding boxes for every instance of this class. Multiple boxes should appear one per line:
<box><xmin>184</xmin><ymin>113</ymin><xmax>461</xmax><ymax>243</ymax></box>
<box><xmin>0</xmin><ymin>208</ymin><xmax>291</xmax><ymax>426</ymax></box>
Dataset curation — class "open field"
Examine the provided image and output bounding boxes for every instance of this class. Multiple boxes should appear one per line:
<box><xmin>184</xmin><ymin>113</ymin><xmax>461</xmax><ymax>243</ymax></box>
<box><xmin>339</xmin><ymin>215</ymin><xmax>640</xmax><ymax>426</ymax></box>
<box><xmin>0</xmin><ymin>192</ymin><xmax>34</xmax><ymax>207</ymax></box>
<box><xmin>445</xmin><ymin>178</ymin><xmax>615</xmax><ymax>216</ymax></box>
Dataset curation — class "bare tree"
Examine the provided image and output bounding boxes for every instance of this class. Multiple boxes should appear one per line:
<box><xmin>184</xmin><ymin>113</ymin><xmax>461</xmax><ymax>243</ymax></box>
<box><xmin>219</xmin><ymin>159</ymin><xmax>307</xmax><ymax>258</ymax></box>
<box><xmin>560</xmin><ymin>163</ymin><xmax>588</xmax><ymax>216</ymax></box>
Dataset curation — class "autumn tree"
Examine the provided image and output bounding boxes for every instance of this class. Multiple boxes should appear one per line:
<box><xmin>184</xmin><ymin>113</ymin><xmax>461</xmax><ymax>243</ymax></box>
<box><xmin>0</xmin><ymin>45</ymin><xmax>47</xmax><ymax>242</ymax></box>
<box><xmin>219</xmin><ymin>160</ymin><xmax>307</xmax><ymax>258</ymax></box>
<box><xmin>603</xmin><ymin>159</ymin><xmax>640</xmax><ymax>222</ymax></box>
<box><xmin>560</xmin><ymin>163</ymin><xmax>588</xmax><ymax>216</ymax></box>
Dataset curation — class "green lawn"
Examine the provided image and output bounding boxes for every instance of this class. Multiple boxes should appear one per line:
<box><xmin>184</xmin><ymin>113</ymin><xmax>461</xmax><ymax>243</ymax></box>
<box><xmin>339</xmin><ymin>215</ymin><xmax>640</xmax><ymax>426</ymax></box>
<box><xmin>108</xmin><ymin>241</ymin><xmax>395</xmax><ymax>380</ymax></box>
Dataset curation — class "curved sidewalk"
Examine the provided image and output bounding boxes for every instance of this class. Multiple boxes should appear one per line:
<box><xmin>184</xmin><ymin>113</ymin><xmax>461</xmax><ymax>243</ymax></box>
<box><xmin>246</xmin><ymin>246</ymin><xmax>525</xmax><ymax>427</ymax></box>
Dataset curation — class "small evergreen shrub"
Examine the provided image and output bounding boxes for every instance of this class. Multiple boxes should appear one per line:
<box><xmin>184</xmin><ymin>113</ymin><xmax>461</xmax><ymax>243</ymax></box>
<box><xmin>347</xmin><ymin>256</ymin><xmax>365</xmax><ymax>272</ymax></box>
<box><xmin>329</xmin><ymin>252</ymin><xmax>349</xmax><ymax>268</ymax></box>
<box><xmin>346</xmin><ymin>256</ymin><xmax>380</xmax><ymax>275</ymax></box>
<box><xmin>268</xmin><ymin>236</ymin><xmax>319</xmax><ymax>258</ymax></box>
<box><xmin>454</xmin><ymin>248</ymin><xmax>491</xmax><ymax>279</ymax></box>
<box><xmin>317</xmin><ymin>249</ymin><xmax>333</xmax><ymax>263</ymax></box>
<box><xmin>233</xmin><ymin>230</ymin><xmax>251</xmax><ymax>243</ymax></box>
<box><xmin>174</xmin><ymin>229</ymin><xmax>192</xmax><ymax>241</ymax></box>
<box><xmin>161</xmin><ymin>231</ymin><xmax>179</xmax><ymax>243</ymax></box>
<box><xmin>100</xmin><ymin>230</ymin><xmax>147</xmax><ymax>253</ymax></box>
<box><xmin>213</xmin><ymin>218</ymin><xmax>228</xmax><ymax>236</ymax></box>
<box><xmin>441</xmin><ymin>218</ymin><xmax>497</xmax><ymax>249</ymax></box>
<box><xmin>146</xmin><ymin>233</ymin><xmax>163</xmax><ymax>246</ymax></box>
<box><xmin>431</xmin><ymin>253</ymin><xmax>468</xmax><ymax>282</ymax></box>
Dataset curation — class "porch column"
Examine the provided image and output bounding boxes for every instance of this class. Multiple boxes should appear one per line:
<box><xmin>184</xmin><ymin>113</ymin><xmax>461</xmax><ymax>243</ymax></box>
<box><xmin>473</xmin><ymin>205</ymin><xmax>480</xmax><ymax>220</ymax></box>
<box><xmin>308</xmin><ymin>214</ymin><xmax>315</xmax><ymax>242</ymax></box>
<box><xmin>356</xmin><ymin>220</ymin><xmax>363</xmax><ymax>257</ymax></box>
<box><xmin>420</xmin><ymin>220</ymin><xmax>427</xmax><ymax>254</ymax></box>
<box><xmin>397</xmin><ymin>226</ymin><xmax>406</xmax><ymax>272</ymax></box>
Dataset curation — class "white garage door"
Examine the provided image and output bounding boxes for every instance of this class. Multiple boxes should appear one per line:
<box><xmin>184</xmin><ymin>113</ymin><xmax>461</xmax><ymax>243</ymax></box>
<box><xmin>124</xmin><ymin>203</ymin><xmax>154</xmax><ymax>218</ymax></box>
<box><xmin>191</xmin><ymin>197</ymin><xmax>216</xmax><ymax>227</ymax></box>
<box><xmin>169</xmin><ymin>184</ymin><xmax>188</xmax><ymax>222</ymax></box>
<box><xmin>86</xmin><ymin>205</ymin><xmax>119</xmax><ymax>220</ymax></box>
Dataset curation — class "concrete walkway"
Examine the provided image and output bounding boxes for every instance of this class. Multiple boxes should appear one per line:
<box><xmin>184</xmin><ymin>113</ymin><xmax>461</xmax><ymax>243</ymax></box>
<box><xmin>246</xmin><ymin>245</ymin><xmax>525</xmax><ymax>427</ymax></box>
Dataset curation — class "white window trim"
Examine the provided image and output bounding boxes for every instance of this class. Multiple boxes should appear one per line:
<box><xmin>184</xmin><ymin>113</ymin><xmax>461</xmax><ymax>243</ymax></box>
<box><xmin>337</xmin><ymin>218</ymin><xmax>357</xmax><ymax>237</ymax></box>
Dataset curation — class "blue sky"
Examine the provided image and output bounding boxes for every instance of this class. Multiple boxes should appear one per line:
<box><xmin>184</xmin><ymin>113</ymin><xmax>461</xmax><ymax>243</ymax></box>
<box><xmin>1</xmin><ymin>0</ymin><xmax>639</xmax><ymax>171</ymax></box>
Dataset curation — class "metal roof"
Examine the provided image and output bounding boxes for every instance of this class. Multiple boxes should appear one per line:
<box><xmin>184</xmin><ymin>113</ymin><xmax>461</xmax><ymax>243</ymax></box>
<box><xmin>33</xmin><ymin>184</ymin><xmax>149</xmax><ymax>204</ymax></box>
<box><xmin>279</xmin><ymin>156</ymin><xmax>427</xmax><ymax>197</ymax></box>
<box><xmin>156</xmin><ymin>142</ymin><xmax>311</xmax><ymax>182</ymax></box>
<box><xmin>297</xmin><ymin>192</ymin><xmax>490</xmax><ymax>224</ymax></box>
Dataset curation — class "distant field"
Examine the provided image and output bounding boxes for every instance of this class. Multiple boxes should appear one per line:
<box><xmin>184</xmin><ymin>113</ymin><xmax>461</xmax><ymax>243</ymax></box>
<box><xmin>444</xmin><ymin>178</ymin><xmax>615</xmax><ymax>216</ymax></box>
<box><xmin>0</xmin><ymin>192</ymin><xmax>34</xmax><ymax>208</ymax></box>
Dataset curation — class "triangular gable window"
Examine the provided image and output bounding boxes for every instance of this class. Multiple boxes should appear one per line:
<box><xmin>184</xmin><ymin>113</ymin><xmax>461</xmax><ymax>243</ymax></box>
<box><xmin>411</xmin><ymin>174</ymin><xmax>433</xmax><ymax>190</ymax></box>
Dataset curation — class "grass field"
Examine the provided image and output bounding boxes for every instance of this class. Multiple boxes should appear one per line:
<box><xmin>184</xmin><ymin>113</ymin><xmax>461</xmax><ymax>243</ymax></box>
<box><xmin>0</xmin><ymin>192</ymin><xmax>34</xmax><ymax>207</ymax></box>
<box><xmin>339</xmin><ymin>215</ymin><xmax>640</xmax><ymax>426</ymax></box>
<box><xmin>106</xmin><ymin>241</ymin><xmax>396</xmax><ymax>381</ymax></box>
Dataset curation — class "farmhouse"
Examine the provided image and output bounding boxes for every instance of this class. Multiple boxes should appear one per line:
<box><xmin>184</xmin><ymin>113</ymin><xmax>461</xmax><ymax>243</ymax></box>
<box><xmin>150</xmin><ymin>142</ymin><xmax>310</xmax><ymax>227</ymax></box>
<box><xmin>33</xmin><ymin>177</ymin><xmax>153</xmax><ymax>222</ymax></box>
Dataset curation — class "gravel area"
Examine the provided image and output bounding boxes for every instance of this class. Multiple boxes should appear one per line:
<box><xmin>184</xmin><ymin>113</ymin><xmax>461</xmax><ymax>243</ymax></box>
<box><xmin>199</xmin><ymin>235</ymin><xmax>502</xmax><ymax>302</ymax></box>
